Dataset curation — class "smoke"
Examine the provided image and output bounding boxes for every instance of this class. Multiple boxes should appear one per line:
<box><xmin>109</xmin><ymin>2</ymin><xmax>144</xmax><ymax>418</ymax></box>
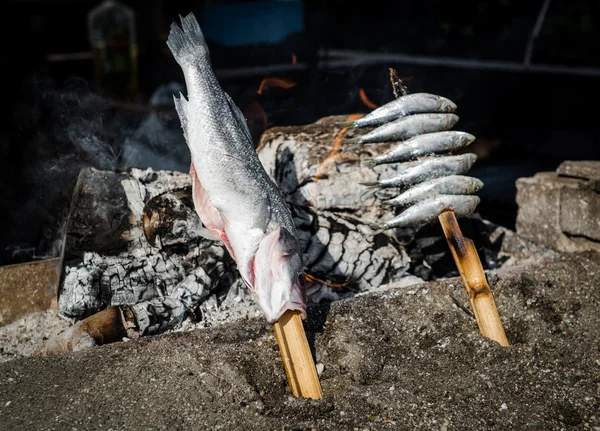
<box><xmin>0</xmin><ymin>75</ymin><xmax>190</xmax><ymax>266</ymax></box>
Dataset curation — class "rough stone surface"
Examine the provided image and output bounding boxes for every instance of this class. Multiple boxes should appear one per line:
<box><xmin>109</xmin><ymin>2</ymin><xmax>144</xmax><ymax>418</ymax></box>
<box><xmin>556</xmin><ymin>160</ymin><xmax>600</xmax><ymax>183</ymax></box>
<box><xmin>516</xmin><ymin>166</ymin><xmax>600</xmax><ymax>252</ymax></box>
<box><xmin>1</xmin><ymin>251</ymin><xmax>599</xmax><ymax>430</ymax></box>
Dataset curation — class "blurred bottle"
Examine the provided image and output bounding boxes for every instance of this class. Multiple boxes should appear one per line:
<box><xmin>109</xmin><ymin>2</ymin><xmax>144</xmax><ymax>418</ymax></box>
<box><xmin>87</xmin><ymin>0</ymin><xmax>139</xmax><ymax>100</ymax></box>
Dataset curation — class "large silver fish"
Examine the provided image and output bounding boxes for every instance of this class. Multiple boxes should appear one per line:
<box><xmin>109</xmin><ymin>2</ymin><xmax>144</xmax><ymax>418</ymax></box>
<box><xmin>167</xmin><ymin>13</ymin><xmax>306</xmax><ymax>323</ymax></box>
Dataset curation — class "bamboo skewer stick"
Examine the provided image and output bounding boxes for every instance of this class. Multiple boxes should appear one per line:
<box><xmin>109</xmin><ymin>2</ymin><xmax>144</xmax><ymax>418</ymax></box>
<box><xmin>438</xmin><ymin>210</ymin><xmax>509</xmax><ymax>347</ymax></box>
<box><xmin>273</xmin><ymin>310</ymin><xmax>323</xmax><ymax>399</ymax></box>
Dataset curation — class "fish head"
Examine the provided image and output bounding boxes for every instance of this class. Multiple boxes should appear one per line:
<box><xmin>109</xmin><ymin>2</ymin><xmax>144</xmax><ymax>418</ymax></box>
<box><xmin>440</xmin><ymin>98</ymin><xmax>458</xmax><ymax>112</ymax></box>
<box><xmin>460</xmin><ymin>132</ymin><xmax>477</xmax><ymax>145</ymax></box>
<box><xmin>251</xmin><ymin>226</ymin><xmax>307</xmax><ymax>323</ymax></box>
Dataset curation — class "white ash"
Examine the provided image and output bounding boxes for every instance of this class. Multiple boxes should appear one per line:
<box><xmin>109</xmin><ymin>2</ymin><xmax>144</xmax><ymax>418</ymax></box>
<box><xmin>59</xmin><ymin>167</ymin><xmax>238</xmax><ymax>336</ymax></box>
<box><xmin>0</xmin><ymin>311</ymin><xmax>71</xmax><ymax>363</ymax></box>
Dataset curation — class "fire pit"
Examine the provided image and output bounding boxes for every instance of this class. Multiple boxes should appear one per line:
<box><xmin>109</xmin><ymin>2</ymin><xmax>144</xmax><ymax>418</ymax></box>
<box><xmin>34</xmin><ymin>111</ymin><xmax>512</xmax><ymax>348</ymax></box>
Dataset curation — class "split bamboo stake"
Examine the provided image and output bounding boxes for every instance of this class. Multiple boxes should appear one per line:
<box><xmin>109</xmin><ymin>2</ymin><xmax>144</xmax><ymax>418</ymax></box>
<box><xmin>438</xmin><ymin>210</ymin><xmax>510</xmax><ymax>347</ymax></box>
<box><xmin>273</xmin><ymin>310</ymin><xmax>323</xmax><ymax>399</ymax></box>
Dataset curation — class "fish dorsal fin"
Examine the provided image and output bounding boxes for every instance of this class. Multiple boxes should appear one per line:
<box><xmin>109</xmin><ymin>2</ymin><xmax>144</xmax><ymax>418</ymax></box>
<box><xmin>173</xmin><ymin>91</ymin><xmax>189</xmax><ymax>142</ymax></box>
<box><xmin>224</xmin><ymin>92</ymin><xmax>253</xmax><ymax>144</ymax></box>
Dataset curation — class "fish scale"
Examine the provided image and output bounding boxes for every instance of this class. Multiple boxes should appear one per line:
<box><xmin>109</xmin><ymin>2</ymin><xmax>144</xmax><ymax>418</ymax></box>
<box><xmin>352</xmin><ymin>91</ymin><xmax>482</xmax><ymax>231</ymax></box>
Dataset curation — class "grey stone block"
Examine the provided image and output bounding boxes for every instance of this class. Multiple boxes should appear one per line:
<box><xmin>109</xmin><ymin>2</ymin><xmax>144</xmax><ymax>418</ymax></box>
<box><xmin>516</xmin><ymin>161</ymin><xmax>600</xmax><ymax>252</ymax></box>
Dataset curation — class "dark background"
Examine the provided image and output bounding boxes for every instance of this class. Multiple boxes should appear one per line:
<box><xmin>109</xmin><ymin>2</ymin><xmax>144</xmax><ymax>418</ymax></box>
<box><xmin>1</xmin><ymin>0</ymin><xmax>599</xmax><ymax>266</ymax></box>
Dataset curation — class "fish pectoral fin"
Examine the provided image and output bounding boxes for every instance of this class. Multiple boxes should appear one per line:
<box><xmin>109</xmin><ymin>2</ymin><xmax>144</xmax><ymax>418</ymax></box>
<box><xmin>173</xmin><ymin>92</ymin><xmax>189</xmax><ymax>142</ymax></box>
<box><xmin>190</xmin><ymin>162</ymin><xmax>226</xmax><ymax>234</ymax></box>
<box><xmin>194</xmin><ymin>225</ymin><xmax>220</xmax><ymax>241</ymax></box>
<box><xmin>224</xmin><ymin>92</ymin><xmax>253</xmax><ymax>144</ymax></box>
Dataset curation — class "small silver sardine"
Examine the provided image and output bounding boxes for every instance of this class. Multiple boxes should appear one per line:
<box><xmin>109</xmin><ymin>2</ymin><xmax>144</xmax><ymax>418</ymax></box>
<box><xmin>381</xmin><ymin>195</ymin><xmax>480</xmax><ymax>230</ymax></box>
<box><xmin>340</xmin><ymin>93</ymin><xmax>457</xmax><ymax>129</ymax></box>
<box><xmin>363</xmin><ymin>131</ymin><xmax>475</xmax><ymax>168</ymax></box>
<box><xmin>360</xmin><ymin>153</ymin><xmax>477</xmax><ymax>189</ymax></box>
<box><xmin>344</xmin><ymin>113</ymin><xmax>459</xmax><ymax>151</ymax></box>
<box><xmin>383</xmin><ymin>175</ymin><xmax>484</xmax><ymax>208</ymax></box>
<box><xmin>167</xmin><ymin>13</ymin><xmax>306</xmax><ymax>323</ymax></box>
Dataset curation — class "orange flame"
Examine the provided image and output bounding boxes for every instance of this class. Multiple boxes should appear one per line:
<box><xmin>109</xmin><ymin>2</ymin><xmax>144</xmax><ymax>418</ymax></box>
<box><xmin>292</xmin><ymin>53</ymin><xmax>297</xmax><ymax>64</ymax></box>
<box><xmin>358</xmin><ymin>88</ymin><xmax>378</xmax><ymax>109</ymax></box>
<box><xmin>257</xmin><ymin>77</ymin><xmax>297</xmax><ymax>95</ymax></box>
<box><xmin>314</xmin><ymin>113</ymin><xmax>363</xmax><ymax>182</ymax></box>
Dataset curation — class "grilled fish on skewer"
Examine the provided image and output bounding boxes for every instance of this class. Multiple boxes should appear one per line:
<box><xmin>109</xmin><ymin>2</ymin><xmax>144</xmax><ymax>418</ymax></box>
<box><xmin>362</xmin><ymin>131</ymin><xmax>475</xmax><ymax>168</ymax></box>
<box><xmin>167</xmin><ymin>13</ymin><xmax>306</xmax><ymax>323</ymax></box>
<box><xmin>381</xmin><ymin>195</ymin><xmax>480</xmax><ymax>230</ymax></box>
<box><xmin>382</xmin><ymin>175</ymin><xmax>484</xmax><ymax>208</ymax></box>
<box><xmin>344</xmin><ymin>113</ymin><xmax>459</xmax><ymax>152</ymax></box>
<box><xmin>338</xmin><ymin>93</ymin><xmax>457</xmax><ymax>129</ymax></box>
<box><xmin>360</xmin><ymin>154</ymin><xmax>477</xmax><ymax>189</ymax></box>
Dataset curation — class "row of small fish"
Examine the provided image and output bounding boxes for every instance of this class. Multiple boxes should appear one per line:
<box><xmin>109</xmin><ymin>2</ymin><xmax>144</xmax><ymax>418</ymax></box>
<box><xmin>351</xmin><ymin>92</ymin><xmax>482</xmax><ymax>230</ymax></box>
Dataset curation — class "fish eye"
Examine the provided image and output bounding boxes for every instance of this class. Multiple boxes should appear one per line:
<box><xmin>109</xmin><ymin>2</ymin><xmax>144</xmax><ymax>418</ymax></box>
<box><xmin>297</xmin><ymin>273</ymin><xmax>306</xmax><ymax>287</ymax></box>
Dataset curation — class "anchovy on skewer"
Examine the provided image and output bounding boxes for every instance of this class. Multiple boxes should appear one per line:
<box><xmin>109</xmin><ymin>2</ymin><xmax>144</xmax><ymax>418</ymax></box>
<box><xmin>360</xmin><ymin>153</ymin><xmax>477</xmax><ymax>189</ymax></box>
<box><xmin>380</xmin><ymin>195</ymin><xmax>480</xmax><ymax>230</ymax></box>
<box><xmin>382</xmin><ymin>175</ymin><xmax>484</xmax><ymax>208</ymax></box>
<box><xmin>362</xmin><ymin>131</ymin><xmax>475</xmax><ymax>168</ymax></box>
<box><xmin>343</xmin><ymin>113</ymin><xmax>459</xmax><ymax>152</ymax></box>
<box><xmin>338</xmin><ymin>93</ymin><xmax>457</xmax><ymax>129</ymax></box>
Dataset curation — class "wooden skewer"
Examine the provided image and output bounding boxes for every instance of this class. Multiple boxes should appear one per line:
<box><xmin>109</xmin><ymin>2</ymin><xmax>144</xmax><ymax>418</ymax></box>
<box><xmin>438</xmin><ymin>210</ymin><xmax>509</xmax><ymax>347</ymax></box>
<box><xmin>273</xmin><ymin>310</ymin><xmax>323</xmax><ymax>399</ymax></box>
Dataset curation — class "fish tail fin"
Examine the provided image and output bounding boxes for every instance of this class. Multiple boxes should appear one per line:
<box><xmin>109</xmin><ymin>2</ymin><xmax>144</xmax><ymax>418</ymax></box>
<box><xmin>361</xmin><ymin>157</ymin><xmax>377</xmax><ymax>168</ymax></box>
<box><xmin>358</xmin><ymin>180</ymin><xmax>380</xmax><ymax>188</ymax></box>
<box><xmin>368</xmin><ymin>223</ymin><xmax>387</xmax><ymax>236</ymax></box>
<box><xmin>342</xmin><ymin>138</ymin><xmax>362</xmax><ymax>153</ymax></box>
<box><xmin>379</xmin><ymin>199</ymin><xmax>392</xmax><ymax>209</ymax></box>
<box><xmin>335</xmin><ymin>120</ymin><xmax>356</xmax><ymax>127</ymax></box>
<box><xmin>167</xmin><ymin>13</ymin><xmax>208</xmax><ymax>64</ymax></box>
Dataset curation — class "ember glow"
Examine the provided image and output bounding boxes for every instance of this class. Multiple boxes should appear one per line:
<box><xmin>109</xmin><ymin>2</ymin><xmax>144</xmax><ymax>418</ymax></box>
<box><xmin>257</xmin><ymin>76</ymin><xmax>297</xmax><ymax>95</ymax></box>
<box><xmin>358</xmin><ymin>88</ymin><xmax>378</xmax><ymax>109</ymax></box>
<box><xmin>304</xmin><ymin>272</ymin><xmax>350</xmax><ymax>288</ymax></box>
<box><xmin>291</xmin><ymin>53</ymin><xmax>297</xmax><ymax>64</ymax></box>
<box><xmin>314</xmin><ymin>113</ymin><xmax>363</xmax><ymax>182</ymax></box>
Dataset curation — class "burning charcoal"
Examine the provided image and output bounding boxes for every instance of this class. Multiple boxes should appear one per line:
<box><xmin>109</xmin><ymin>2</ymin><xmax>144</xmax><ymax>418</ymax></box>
<box><xmin>58</xmin><ymin>167</ymin><xmax>237</xmax><ymax>333</ymax></box>
<box><xmin>56</xmin><ymin>163</ymin><xmax>411</xmax><ymax>343</ymax></box>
